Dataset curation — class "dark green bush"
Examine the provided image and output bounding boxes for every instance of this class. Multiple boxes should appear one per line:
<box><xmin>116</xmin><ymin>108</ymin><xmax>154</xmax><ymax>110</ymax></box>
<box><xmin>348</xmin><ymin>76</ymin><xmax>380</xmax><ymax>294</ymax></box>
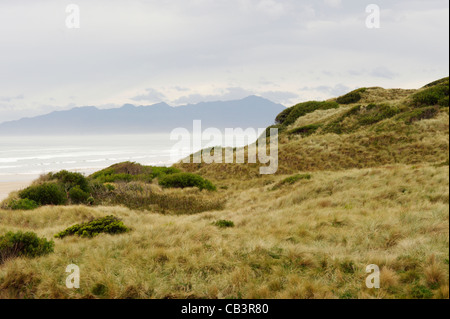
<box><xmin>150</xmin><ymin>167</ymin><xmax>181</xmax><ymax>179</ymax></box>
<box><xmin>397</xmin><ymin>106</ymin><xmax>440</xmax><ymax>124</ymax></box>
<box><xmin>283</xmin><ymin>101</ymin><xmax>339</xmax><ymax>126</ymax></box>
<box><xmin>90</xmin><ymin>162</ymin><xmax>180</xmax><ymax>183</ymax></box>
<box><xmin>438</xmin><ymin>96</ymin><xmax>449</xmax><ymax>107</ymax></box>
<box><xmin>0</xmin><ymin>231</ymin><xmax>54</xmax><ymax>264</ymax></box>
<box><xmin>288</xmin><ymin>124</ymin><xmax>322</xmax><ymax>137</ymax></box>
<box><xmin>412</xmin><ymin>79</ymin><xmax>449</xmax><ymax>107</ymax></box>
<box><xmin>323</xmin><ymin>105</ymin><xmax>362</xmax><ymax>134</ymax></box>
<box><xmin>69</xmin><ymin>186</ymin><xmax>90</xmax><ymax>204</ymax></box>
<box><xmin>358</xmin><ymin>104</ymin><xmax>401</xmax><ymax>126</ymax></box>
<box><xmin>336</xmin><ymin>88</ymin><xmax>366</xmax><ymax>105</ymax></box>
<box><xmin>423</xmin><ymin>77</ymin><xmax>449</xmax><ymax>88</ymax></box>
<box><xmin>94</xmin><ymin>173</ymin><xmax>135</xmax><ymax>183</ymax></box>
<box><xmin>275</xmin><ymin>107</ymin><xmax>294</xmax><ymax>125</ymax></box>
<box><xmin>19</xmin><ymin>183</ymin><xmax>67</xmax><ymax>206</ymax></box>
<box><xmin>159</xmin><ymin>173</ymin><xmax>216</xmax><ymax>191</ymax></box>
<box><xmin>50</xmin><ymin>170</ymin><xmax>90</xmax><ymax>193</ymax></box>
<box><xmin>275</xmin><ymin>101</ymin><xmax>339</xmax><ymax>126</ymax></box>
<box><xmin>55</xmin><ymin>215</ymin><xmax>130</xmax><ymax>239</ymax></box>
<box><xmin>214</xmin><ymin>220</ymin><xmax>235</xmax><ymax>228</ymax></box>
<box><xmin>9</xmin><ymin>199</ymin><xmax>39</xmax><ymax>210</ymax></box>
<box><xmin>323</xmin><ymin>104</ymin><xmax>400</xmax><ymax>134</ymax></box>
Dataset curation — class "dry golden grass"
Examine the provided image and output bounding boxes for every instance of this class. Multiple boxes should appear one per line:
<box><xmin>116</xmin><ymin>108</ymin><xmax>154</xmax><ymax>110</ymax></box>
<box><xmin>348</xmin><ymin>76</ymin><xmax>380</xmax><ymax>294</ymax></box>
<box><xmin>0</xmin><ymin>164</ymin><xmax>448</xmax><ymax>299</ymax></box>
<box><xmin>177</xmin><ymin>111</ymin><xmax>449</xmax><ymax>178</ymax></box>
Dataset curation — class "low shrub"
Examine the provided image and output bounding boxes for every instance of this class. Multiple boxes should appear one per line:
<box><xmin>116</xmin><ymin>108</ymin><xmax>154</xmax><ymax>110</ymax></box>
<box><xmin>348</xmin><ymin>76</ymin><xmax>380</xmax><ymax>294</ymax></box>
<box><xmin>90</xmin><ymin>162</ymin><xmax>180</xmax><ymax>183</ymax></box>
<box><xmin>50</xmin><ymin>170</ymin><xmax>90</xmax><ymax>193</ymax></box>
<box><xmin>0</xmin><ymin>231</ymin><xmax>54</xmax><ymax>264</ymax></box>
<box><xmin>19</xmin><ymin>183</ymin><xmax>67</xmax><ymax>206</ymax></box>
<box><xmin>284</xmin><ymin>101</ymin><xmax>339</xmax><ymax>126</ymax></box>
<box><xmin>288</xmin><ymin>124</ymin><xmax>322</xmax><ymax>137</ymax></box>
<box><xmin>336</xmin><ymin>88</ymin><xmax>366</xmax><ymax>105</ymax></box>
<box><xmin>412</xmin><ymin>79</ymin><xmax>449</xmax><ymax>107</ymax></box>
<box><xmin>358</xmin><ymin>104</ymin><xmax>401</xmax><ymax>126</ymax></box>
<box><xmin>323</xmin><ymin>105</ymin><xmax>362</xmax><ymax>134</ymax></box>
<box><xmin>275</xmin><ymin>108</ymin><xmax>294</xmax><ymax>125</ymax></box>
<box><xmin>214</xmin><ymin>220</ymin><xmax>235</xmax><ymax>228</ymax></box>
<box><xmin>159</xmin><ymin>173</ymin><xmax>217</xmax><ymax>191</ymax></box>
<box><xmin>55</xmin><ymin>215</ymin><xmax>130</xmax><ymax>239</ymax></box>
<box><xmin>423</xmin><ymin>77</ymin><xmax>449</xmax><ymax>88</ymax></box>
<box><xmin>8</xmin><ymin>199</ymin><xmax>39</xmax><ymax>210</ymax></box>
<box><xmin>323</xmin><ymin>104</ymin><xmax>400</xmax><ymax>134</ymax></box>
<box><xmin>396</xmin><ymin>106</ymin><xmax>440</xmax><ymax>124</ymax></box>
<box><xmin>275</xmin><ymin>101</ymin><xmax>339</xmax><ymax>126</ymax></box>
<box><xmin>69</xmin><ymin>186</ymin><xmax>90</xmax><ymax>204</ymax></box>
<box><xmin>150</xmin><ymin>167</ymin><xmax>181</xmax><ymax>179</ymax></box>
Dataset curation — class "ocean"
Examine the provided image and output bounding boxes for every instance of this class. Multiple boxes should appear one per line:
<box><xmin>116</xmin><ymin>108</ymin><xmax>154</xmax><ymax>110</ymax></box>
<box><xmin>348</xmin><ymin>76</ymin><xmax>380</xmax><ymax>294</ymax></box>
<box><xmin>0</xmin><ymin>133</ymin><xmax>257</xmax><ymax>182</ymax></box>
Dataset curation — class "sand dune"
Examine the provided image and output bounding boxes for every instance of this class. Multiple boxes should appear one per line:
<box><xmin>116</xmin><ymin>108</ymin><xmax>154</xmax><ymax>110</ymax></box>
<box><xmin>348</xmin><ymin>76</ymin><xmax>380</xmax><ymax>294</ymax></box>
<box><xmin>0</xmin><ymin>182</ymin><xmax>31</xmax><ymax>202</ymax></box>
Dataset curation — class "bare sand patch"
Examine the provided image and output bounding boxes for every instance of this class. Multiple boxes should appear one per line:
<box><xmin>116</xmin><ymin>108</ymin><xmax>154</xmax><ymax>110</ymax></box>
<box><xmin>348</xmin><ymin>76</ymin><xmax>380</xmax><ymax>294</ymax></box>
<box><xmin>0</xmin><ymin>181</ymin><xmax>32</xmax><ymax>202</ymax></box>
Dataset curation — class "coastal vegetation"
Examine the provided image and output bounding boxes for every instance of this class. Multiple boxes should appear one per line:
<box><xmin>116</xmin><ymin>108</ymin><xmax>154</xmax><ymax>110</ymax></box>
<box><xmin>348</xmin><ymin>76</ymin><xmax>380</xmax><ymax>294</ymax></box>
<box><xmin>0</xmin><ymin>78</ymin><xmax>448</xmax><ymax>299</ymax></box>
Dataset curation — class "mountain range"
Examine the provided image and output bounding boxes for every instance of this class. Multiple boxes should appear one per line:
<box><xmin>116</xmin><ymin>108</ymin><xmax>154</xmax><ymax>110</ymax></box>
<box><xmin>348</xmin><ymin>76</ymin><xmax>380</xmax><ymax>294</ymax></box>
<box><xmin>0</xmin><ymin>96</ymin><xmax>285</xmax><ymax>135</ymax></box>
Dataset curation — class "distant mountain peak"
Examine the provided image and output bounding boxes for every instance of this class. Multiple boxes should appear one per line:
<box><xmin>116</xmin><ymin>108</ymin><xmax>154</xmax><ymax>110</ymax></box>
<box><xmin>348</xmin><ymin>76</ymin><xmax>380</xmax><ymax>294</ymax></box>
<box><xmin>0</xmin><ymin>96</ymin><xmax>285</xmax><ymax>135</ymax></box>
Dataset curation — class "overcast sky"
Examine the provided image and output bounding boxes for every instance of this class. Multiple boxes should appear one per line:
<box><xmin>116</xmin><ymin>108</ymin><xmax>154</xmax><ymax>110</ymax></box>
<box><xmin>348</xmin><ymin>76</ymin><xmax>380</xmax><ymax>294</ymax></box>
<box><xmin>0</xmin><ymin>0</ymin><xmax>448</xmax><ymax>122</ymax></box>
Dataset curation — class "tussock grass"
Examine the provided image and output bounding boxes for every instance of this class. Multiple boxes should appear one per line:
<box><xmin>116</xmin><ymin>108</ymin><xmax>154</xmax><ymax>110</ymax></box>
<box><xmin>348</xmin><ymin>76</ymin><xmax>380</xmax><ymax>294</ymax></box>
<box><xmin>0</xmin><ymin>164</ymin><xmax>447</xmax><ymax>299</ymax></box>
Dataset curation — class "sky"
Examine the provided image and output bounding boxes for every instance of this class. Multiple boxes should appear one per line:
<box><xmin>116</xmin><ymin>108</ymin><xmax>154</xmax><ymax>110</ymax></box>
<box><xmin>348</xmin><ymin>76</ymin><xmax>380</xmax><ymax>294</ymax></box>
<box><xmin>0</xmin><ymin>0</ymin><xmax>448</xmax><ymax>122</ymax></box>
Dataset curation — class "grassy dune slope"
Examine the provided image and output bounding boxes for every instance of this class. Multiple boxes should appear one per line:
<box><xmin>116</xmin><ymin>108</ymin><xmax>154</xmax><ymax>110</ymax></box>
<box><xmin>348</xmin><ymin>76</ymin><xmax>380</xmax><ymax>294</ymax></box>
<box><xmin>0</xmin><ymin>79</ymin><xmax>448</xmax><ymax>299</ymax></box>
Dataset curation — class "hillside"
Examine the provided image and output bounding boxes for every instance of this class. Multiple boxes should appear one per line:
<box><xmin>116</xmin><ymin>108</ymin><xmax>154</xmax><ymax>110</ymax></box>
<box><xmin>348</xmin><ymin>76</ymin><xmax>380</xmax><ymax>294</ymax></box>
<box><xmin>176</xmin><ymin>77</ymin><xmax>449</xmax><ymax>178</ymax></box>
<box><xmin>0</xmin><ymin>96</ymin><xmax>285</xmax><ymax>135</ymax></box>
<box><xmin>0</xmin><ymin>78</ymin><xmax>448</xmax><ymax>299</ymax></box>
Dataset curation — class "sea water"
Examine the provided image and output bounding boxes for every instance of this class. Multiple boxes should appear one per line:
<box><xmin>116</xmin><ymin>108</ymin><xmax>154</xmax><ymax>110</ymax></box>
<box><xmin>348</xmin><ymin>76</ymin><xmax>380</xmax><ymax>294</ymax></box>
<box><xmin>0</xmin><ymin>134</ymin><xmax>179</xmax><ymax>182</ymax></box>
<box><xmin>0</xmin><ymin>132</ymin><xmax>257</xmax><ymax>182</ymax></box>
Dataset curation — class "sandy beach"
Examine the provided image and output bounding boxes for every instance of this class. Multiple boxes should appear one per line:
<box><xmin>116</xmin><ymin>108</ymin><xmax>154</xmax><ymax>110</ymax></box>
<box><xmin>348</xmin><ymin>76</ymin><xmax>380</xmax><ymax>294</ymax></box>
<box><xmin>0</xmin><ymin>181</ymin><xmax>33</xmax><ymax>202</ymax></box>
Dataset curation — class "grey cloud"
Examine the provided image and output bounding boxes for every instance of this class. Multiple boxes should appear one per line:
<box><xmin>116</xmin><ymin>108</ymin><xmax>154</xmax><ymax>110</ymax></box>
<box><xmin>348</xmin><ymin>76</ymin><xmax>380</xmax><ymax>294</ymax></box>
<box><xmin>259</xmin><ymin>91</ymin><xmax>299</xmax><ymax>105</ymax></box>
<box><xmin>131</xmin><ymin>88</ymin><xmax>167</xmax><ymax>102</ymax></box>
<box><xmin>172</xmin><ymin>87</ymin><xmax>254</xmax><ymax>105</ymax></box>
<box><xmin>370</xmin><ymin>67</ymin><xmax>397</xmax><ymax>79</ymax></box>
<box><xmin>300</xmin><ymin>84</ymin><xmax>351</xmax><ymax>97</ymax></box>
<box><xmin>0</xmin><ymin>94</ymin><xmax>24</xmax><ymax>102</ymax></box>
<box><xmin>0</xmin><ymin>0</ymin><xmax>448</xmax><ymax>121</ymax></box>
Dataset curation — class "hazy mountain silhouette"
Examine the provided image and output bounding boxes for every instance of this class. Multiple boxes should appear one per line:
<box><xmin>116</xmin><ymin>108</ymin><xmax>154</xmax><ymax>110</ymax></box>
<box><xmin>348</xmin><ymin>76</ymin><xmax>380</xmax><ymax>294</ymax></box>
<box><xmin>0</xmin><ymin>96</ymin><xmax>285</xmax><ymax>135</ymax></box>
